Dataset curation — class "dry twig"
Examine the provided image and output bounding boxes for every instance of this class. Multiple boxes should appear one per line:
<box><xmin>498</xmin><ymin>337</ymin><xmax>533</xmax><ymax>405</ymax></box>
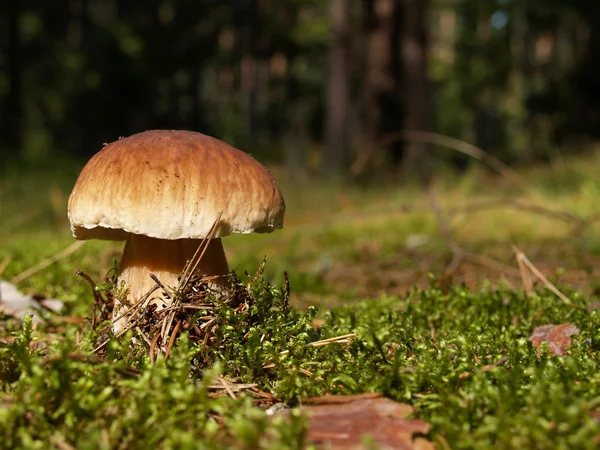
<box><xmin>427</xmin><ymin>183</ymin><xmax>527</xmax><ymax>283</ymax></box>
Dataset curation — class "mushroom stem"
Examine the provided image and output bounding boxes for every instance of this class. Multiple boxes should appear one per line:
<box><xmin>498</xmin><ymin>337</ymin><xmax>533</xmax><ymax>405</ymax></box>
<box><xmin>114</xmin><ymin>234</ymin><xmax>229</xmax><ymax>333</ymax></box>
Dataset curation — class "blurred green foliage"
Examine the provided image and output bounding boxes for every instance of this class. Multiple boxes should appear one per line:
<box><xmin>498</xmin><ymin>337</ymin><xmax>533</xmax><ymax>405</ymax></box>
<box><xmin>1</xmin><ymin>0</ymin><xmax>599</xmax><ymax>172</ymax></box>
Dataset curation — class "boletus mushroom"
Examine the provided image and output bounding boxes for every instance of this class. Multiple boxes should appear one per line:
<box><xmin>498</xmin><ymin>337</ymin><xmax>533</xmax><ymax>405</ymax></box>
<box><xmin>68</xmin><ymin>130</ymin><xmax>285</xmax><ymax>333</ymax></box>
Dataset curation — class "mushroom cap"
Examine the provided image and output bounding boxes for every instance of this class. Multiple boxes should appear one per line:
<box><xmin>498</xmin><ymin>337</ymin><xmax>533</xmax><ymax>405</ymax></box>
<box><xmin>68</xmin><ymin>130</ymin><xmax>285</xmax><ymax>241</ymax></box>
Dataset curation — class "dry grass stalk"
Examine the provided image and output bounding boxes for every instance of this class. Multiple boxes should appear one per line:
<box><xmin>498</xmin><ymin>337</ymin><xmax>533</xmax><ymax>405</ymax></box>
<box><xmin>307</xmin><ymin>333</ymin><xmax>356</xmax><ymax>347</ymax></box>
<box><xmin>0</xmin><ymin>256</ymin><xmax>10</xmax><ymax>277</ymax></box>
<box><xmin>160</xmin><ymin>214</ymin><xmax>222</xmax><ymax>344</ymax></box>
<box><xmin>219</xmin><ymin>376</ymin><xmax>238</xmax><ymax>400</ymax></box>
<box><xmin>298</xmin><ymin>367</ymin><xmax>323</xmax><ymax>381</ymax></box>
<box><xmin>164</xmin><ymin>320</ymin><xmax>182</xmax><ymax>360</ymax></box>
<box><xmin>109</xmin><ymin>261</ymin><xmax>253</xmax><ymax>362</ymax></box>
<box><xmin>12</xmin><ymin>241</ymin><xmax>85</xmax><ymax>284</ymax></box>
<box><xmin>149</xmin><ymin>332</ymin><xmax>161</xmax><ymax>364</ymax></box>
<box><xmin>516</xmin><ymin>251</ymin><xmax>534</xmax><ymax>297</ymax></box>
<box><xmin>209</xmin><ymin>380</ymin><xmax>258</xmax><ymax>391</ymax></box>
<box><xmin>207</xmin><ymin>380</ymin><xmax>276</xmax><ymax>402</ymax></box>
<box><xmin>262</xmin><ymin>333</ymin><xmax>356</xmax><ymax>369</ymax></box>
<box><xmin>512</xmin><ymin>246</ymin><xmax>573</xmax><ymax>305</ymax></box>
<box><xmin>111</xmin><ymin>284</ymin><xmax>160</xmax><ymax>325</ymax></box>
<box><xmin>93</xmin><ymin>284</ymin><xmax>160</xmax><ymax>353</ymax></box>
<box><xmin>134</xmin><ymin>327</ymin><xmax>153</xmax><ymax>347</ymax></box>
<box><xmin>178</xmin><ymin>213</ymin><xmax>223</xmax><ymax>291</ymax></box>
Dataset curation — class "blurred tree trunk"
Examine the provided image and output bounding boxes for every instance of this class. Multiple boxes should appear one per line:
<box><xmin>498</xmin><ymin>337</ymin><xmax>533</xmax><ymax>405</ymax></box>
<box><xmin>359</xmin><ymin>0</ymin><xmax>403</xmax><ymax>176</ymax></box>
<box><xmin>1</xmin><ymin>0</ymin><xmax>23</xmax><ymax>154</ymax></box>
<box><xmin>325</xmin><ymin>0</ymin><xmax>350</xmax><ymax>175</ymax></box>
<box><xmin>65</xmin><ymin>0</ymin><xmax>87</xmax><ymax>155</ymax></box>
<box><xmin>399</xmin><ymin>0</ymin><xmax>433</xmax><ymax>184</ymax></box>
<box><xmin>509</xmin><ymin>0</ymin><xmax>531</xmax><ymax>161</ymax></box>
<box><xmin>242</xmin><ymin>0</ymin><xmax>260</xmax><ymax>148</ymax></box>
<box><xmin>284</xmin><ymin>99</ymin><xmax>310</xmax><ymax>181</ymax></box>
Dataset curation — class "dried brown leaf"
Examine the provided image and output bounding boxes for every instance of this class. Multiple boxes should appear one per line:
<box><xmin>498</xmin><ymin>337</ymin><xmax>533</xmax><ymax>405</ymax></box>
<box><xmin>283</xmin><ymin>394</ymin><xmax>435</xmax><ymax>450</ymax></box>
<box><xmin>529</xmin><ymin>323</ymin><xmax>580</xmax><ymax>356</ymax></box>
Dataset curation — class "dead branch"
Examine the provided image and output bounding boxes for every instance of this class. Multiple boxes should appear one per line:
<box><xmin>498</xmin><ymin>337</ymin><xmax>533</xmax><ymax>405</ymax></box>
<box><xmin>427</xmin><ymin>183</ymin><xmax>525</xmax><ymax>281</ymax></box>
<box><xmin>449</xmin><ymin>199</ymin><xmax>583</xmax><ymax>226</ymax></box>
<box><xmin>351</xmin><ymin>130</ymin><xmax>534</xmax><ymax>194</ymax></box>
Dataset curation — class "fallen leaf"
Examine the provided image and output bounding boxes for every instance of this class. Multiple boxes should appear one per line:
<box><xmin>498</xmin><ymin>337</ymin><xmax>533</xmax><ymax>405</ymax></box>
<box><xmin>281</xmin><ymin>394</ymin><xmax>435</xmax><ymax>450</ymax></box>
<box><xmin>0</xmin><ymin>280</ymin><xmax>64</xmax><ymax>321</ymax></box>
<box><xmin>529</xmin><ymin>323</ymin><xmax>580</xmax><ymax>356</ymax></box>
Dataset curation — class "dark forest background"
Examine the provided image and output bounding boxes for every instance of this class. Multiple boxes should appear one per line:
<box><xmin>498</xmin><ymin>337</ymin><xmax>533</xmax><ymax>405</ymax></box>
<box><xmin>1</xmin><ymin>0</ymin><xmax>599</xmax><ymax>181</ymax></box>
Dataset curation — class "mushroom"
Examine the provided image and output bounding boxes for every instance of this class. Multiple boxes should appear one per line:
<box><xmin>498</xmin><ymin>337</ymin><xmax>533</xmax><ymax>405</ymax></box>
<box><xmin>68</xmin><ymin>130</ymin><xmax>285</xmax><ymax>333</ymax></box>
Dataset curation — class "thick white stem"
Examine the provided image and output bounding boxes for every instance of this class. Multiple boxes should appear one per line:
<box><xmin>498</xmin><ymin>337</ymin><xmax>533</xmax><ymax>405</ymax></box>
<box><xmin>113</xmin><ymin>235</ymin><xmax>229</xmax><ymax>333</ymax></box>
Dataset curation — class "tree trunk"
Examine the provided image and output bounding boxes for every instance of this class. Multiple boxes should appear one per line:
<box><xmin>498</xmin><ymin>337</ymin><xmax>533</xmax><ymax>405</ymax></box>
<box><xmin>359</xmin><ymin>0</ymin><xmax>403</xmax><ymax>176</ymax></box>
<box><xmin>2</xmin><ymin>0</ymin><xmax>23</xmax><ymax>154</ymax></box>
<box><xmin>242</xmin><ymin>0</ymin><xmax>260</xmax><ymax>148</ymax></box>
<box><xmin>325</xmin><ymin>0</ymin><xmax>351</xmax><ymax>175</ymax></box>
<box><xmin>399</xmin><ymin>0</ymin><xmax>433</xmax><ymax>184</ymax></box>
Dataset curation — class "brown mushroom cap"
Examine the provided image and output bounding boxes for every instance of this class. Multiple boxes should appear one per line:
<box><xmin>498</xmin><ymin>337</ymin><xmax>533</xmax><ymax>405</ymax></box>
<box><xmin>68</xmin><ymin>130</ymin><xmax>285</xmax><ymax>241</ymax></box>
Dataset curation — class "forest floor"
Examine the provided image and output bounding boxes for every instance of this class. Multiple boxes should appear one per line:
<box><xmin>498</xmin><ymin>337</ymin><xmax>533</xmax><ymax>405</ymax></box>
<box><xmin>1</xmin><ymin>154</ymin><xmax>600</xmax><ymax>448</ymax></box>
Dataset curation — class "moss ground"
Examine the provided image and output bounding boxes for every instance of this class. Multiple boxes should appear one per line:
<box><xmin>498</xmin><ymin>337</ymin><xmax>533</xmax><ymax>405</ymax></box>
<box><xmin>1</xmin><ymin>155</ymin><xmax>600</xmax><ymax>448</ymax></box>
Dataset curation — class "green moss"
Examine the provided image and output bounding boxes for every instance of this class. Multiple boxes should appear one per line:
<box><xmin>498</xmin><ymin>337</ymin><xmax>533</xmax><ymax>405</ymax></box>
<box><xmin>1</xmin><ymin>270</ymin><xmax>599</xmax><ymax>448</ymax></box>
<box><xmin>3</xmin><ymin>160</ymin><xmax>600</xmax><ymax>448</ymax></box>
